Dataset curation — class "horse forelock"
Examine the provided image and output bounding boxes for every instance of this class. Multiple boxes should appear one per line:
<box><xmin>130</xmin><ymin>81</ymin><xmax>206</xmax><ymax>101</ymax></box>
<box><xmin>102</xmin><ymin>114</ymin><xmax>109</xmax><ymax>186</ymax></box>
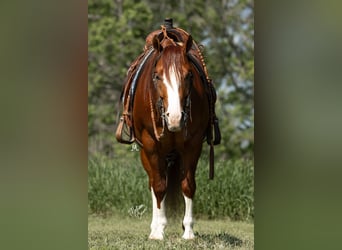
<box><xmin>161</xmin><ymin>46</ymin><xmax>186</xmax><ymax>87</ymax></box>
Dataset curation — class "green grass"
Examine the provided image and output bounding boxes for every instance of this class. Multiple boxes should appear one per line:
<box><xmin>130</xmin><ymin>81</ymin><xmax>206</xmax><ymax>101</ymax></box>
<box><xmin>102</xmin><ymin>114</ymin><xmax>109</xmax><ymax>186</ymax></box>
<box><xmin>88</xmin><ymin>155</ymin><xmax>254</xmax><ymax>220</ymax></box>
<box><xmin>88</xmin><ymin>214</ymin><xmax>254</xmax><ymax>249</ymax></box>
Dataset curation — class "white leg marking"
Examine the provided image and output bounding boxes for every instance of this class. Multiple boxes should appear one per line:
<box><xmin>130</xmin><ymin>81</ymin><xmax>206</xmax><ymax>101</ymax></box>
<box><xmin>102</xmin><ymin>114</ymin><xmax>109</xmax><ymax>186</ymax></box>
<box><xmin>182</xmin><ymin>194</ymin><xmax>195</xmax><ymax>239</ymax></box>
<box><xmin>149</xmin><ymin>188</ymin><xmax>167</xmax><ymax>240</ymax></box>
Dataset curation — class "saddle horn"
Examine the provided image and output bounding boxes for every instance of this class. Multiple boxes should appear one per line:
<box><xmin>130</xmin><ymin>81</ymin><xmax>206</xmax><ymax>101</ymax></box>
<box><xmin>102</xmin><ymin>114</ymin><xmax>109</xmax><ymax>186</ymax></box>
<box><xmin>164</xmin><ymin>18</ymin><xmax>173</xmax><ymax>30</ymax></box>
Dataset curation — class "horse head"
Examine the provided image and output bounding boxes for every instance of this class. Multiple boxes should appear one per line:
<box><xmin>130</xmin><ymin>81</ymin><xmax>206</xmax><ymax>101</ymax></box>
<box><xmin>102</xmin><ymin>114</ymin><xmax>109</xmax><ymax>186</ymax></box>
<box><xmin>152</xmin><ymin>35</ymin><xmax>193</xmax><ymax>132</ymax></box>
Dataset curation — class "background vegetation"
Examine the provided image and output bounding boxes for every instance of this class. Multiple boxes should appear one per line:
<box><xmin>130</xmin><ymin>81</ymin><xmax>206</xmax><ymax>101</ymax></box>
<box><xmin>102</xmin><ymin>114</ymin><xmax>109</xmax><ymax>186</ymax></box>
<box><xmin>88</xmin><ymin>157</ymin><xmax>254</xmax><ymax>220</ymax></box>
<box><xmin>88</xmin><ymin>0</ymin><xmax>254</xmax><ymax>160</ymax></box>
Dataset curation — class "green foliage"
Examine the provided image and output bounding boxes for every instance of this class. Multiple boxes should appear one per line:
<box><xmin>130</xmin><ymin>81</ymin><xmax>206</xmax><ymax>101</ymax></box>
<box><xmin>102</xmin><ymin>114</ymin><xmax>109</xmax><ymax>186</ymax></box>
<box><xmin>88</xmin><ymin>155</ymin><xmax>150</xmax><ymax>214</ymax></box>
<box><xmin>195</xmin><ymin>158</ymin><xmax>254</xmax><ymax>220</ymax></box>
<box><xmin>88</xmin><ymin>155</ymin><xmax>254</xmax><ymax>221</ymax></box>
<box><xmin>88</xmin><ymin>0</ymin><xmax>254</xmax><ymax>159</ymax></box>
<box><xmin>88</xmin><ymin>0</ymin><xmax>153</xmax><ymax>156</ymax></box>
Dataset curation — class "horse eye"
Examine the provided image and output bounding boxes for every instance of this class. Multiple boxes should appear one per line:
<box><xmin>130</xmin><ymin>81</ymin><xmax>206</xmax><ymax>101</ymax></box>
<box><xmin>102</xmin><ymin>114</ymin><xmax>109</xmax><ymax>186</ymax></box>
<box><xmin>153</xmin><ymin>73</ymin><xmax>162</xmax><ymax>82</ymax></box>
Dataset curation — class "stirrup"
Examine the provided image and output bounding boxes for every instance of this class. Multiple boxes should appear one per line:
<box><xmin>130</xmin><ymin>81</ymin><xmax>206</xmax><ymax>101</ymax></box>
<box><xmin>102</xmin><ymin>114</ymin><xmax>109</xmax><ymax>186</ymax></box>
<box><xmin>115</xmin><ymin>115</ymin><xmax>135</xmax><ymax>144</ymax></box>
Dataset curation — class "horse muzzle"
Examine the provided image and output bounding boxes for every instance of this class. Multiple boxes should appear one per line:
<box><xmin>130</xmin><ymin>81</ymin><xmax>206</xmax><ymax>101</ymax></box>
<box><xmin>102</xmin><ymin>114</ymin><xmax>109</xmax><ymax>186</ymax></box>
<box><xmin>165</xmin><ymin>112</ymin><xmax>184</xmax><ymax>132</ymax></box>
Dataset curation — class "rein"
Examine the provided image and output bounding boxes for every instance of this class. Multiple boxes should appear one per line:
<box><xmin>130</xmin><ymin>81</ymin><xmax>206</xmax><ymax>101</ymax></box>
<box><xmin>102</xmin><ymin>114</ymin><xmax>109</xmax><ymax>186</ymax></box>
<box><xmin>149</xmin><ymin>91</ymin><xmax>165</xmax><ymax>141</ymax></box>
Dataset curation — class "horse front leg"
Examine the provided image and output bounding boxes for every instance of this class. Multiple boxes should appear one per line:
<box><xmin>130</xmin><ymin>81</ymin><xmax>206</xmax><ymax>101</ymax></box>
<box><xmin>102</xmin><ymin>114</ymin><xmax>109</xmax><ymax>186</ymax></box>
<box><xmin>150</xmin><ymin>184</ymin><xmax>167</xmax><ymax>240</ymax></box>
<box><xmin>180</xmin><ymin>147</ymin><xmax>201</xmax><ymax>239</ymax></box>
<box><xmin>182</xmin><ymin>192</ymin><xmax>195</xmax><ymax>239</ymax></box>
<box><xmin>181</xmin><ymin>170</ymin><xmax>196</xmax><ymax>239</ymax></box>
<box><xmin>140</xmin><ymin>148</ymin><xmax>167</xmax><ymax>240</ymax></box>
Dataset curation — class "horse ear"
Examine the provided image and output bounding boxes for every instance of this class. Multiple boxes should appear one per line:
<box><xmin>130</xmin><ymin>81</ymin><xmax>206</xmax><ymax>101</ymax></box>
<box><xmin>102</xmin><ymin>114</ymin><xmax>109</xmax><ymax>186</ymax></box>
<box><xmin>152</xmin><ymin>35</ymin><xmax>162</xmax><ymax>52</ymax></box>
<box><xmin>185</xmin><ymin>35</ymin><xmax>193</xmax><ymax>53</ymax></box>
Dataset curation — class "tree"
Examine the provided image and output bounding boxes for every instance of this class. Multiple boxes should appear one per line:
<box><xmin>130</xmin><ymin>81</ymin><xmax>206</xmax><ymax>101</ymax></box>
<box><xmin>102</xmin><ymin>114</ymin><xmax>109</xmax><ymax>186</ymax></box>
<box><xmin>88</xmin><ymin>0</ymin><xmax>153</xmax><ymax>155</ymax></box>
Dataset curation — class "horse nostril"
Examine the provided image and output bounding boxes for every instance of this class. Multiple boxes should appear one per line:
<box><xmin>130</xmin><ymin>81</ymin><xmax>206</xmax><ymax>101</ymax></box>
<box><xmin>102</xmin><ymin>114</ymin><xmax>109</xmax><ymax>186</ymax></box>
<box><xmin>166</xmin><ymin>112</ymin><xmax>170</xmax><ymax>117</ymax></box>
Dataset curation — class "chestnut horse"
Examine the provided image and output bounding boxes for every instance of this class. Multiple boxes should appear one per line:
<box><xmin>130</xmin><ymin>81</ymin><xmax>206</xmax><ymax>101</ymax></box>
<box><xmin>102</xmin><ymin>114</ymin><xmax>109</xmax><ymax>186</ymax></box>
<box><xmin>131</xmin><ymin>34</ymin><xmax>210</xmax><ymax>240</ymax></box>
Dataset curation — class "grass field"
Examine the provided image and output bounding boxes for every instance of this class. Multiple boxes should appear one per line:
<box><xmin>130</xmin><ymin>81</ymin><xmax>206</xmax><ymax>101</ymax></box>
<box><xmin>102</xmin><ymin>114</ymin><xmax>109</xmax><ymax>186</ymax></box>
<box><xmin>88</xmin><ymin>214</ymin><xmax>254</xmax><ymax>249</ymax></box>
<box><xmin>88</xmin><ymin>154</ymin><xmax>254</xmax><ymax>249</ymax></box>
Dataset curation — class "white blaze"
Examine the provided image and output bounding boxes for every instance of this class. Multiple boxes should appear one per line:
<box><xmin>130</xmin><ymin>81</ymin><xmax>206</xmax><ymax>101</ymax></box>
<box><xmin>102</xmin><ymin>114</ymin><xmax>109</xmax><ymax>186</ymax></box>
<box><xmin>163</xmin><ymin>64</ymin><xmax>182</xmax><ymax>130</ymax></box>
<box><xmin>149</xmin><ymin>188</ymin><xmax>167</xmax><ymax>240</ymax></box>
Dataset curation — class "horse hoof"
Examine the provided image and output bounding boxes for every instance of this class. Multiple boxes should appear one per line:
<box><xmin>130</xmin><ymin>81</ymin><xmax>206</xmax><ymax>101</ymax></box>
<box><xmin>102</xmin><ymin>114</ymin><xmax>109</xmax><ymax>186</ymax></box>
<box><xmin>149</xmin><ymin>232</ymin><xmax>164</xmax><ymax>240</ymax></box>
<box><xmin>182</xmin><ymin>230</ymin><xmax>195</xmax><ymax>240</ymax></box>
